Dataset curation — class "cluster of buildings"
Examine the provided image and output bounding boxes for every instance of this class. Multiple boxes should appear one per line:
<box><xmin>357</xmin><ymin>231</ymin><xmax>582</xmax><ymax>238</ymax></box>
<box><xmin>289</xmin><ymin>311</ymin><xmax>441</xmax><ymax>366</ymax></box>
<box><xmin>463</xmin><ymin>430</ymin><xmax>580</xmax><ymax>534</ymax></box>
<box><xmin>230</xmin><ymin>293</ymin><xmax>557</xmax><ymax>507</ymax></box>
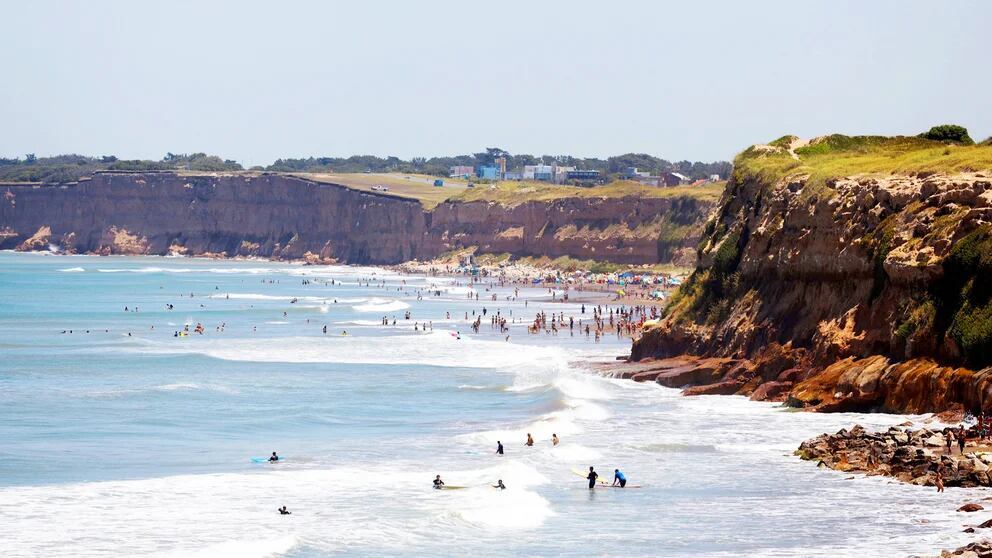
<box><xmin>450</xmin><ymin>159</ymin><xmax>603</xmax><ymax>186</ymax></box>
<box><xmin>620</xmin><ymin>167</ymin><xmax>721</xmax><ymax>187</ymax></box>
<box><xmin>448</xmin><ymin>161</ymin><xmax>721</xmax><ymax>188</ymax></box>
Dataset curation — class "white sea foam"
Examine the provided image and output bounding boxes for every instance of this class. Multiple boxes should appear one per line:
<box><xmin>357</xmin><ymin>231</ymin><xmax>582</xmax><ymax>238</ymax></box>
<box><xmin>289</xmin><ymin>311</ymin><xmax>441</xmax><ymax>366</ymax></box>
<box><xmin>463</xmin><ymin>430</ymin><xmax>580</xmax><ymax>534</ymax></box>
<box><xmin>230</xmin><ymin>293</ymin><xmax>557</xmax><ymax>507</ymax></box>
<box><xmin>352</xmin><ymin>299</ymin><xmax>411</xmax><ymax>313</ymax></box>
<box><xmin>59</xmin><ymin>266</ymin><xmax>85</xmax><ymax>272</ymax></box>
<box><xmin>130</xmin><ymin>331</ymin><xmax>567</xmax><ymax>369</ymax></box>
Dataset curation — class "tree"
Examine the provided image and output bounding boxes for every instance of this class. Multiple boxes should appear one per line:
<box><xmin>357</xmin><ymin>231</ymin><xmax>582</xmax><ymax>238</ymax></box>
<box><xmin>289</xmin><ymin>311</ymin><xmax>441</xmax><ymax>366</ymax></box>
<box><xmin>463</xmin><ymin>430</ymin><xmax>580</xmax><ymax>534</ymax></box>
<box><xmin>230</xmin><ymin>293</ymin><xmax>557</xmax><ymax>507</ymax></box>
<box><xmin>919</xmin><ymin>125</ymin><xmax>974</xmax><ymax>145</ymax></box>
<box><xmin>24</xmin><ymin>153</ymin><xmax>36</xmax><ymax>164</ymax></box>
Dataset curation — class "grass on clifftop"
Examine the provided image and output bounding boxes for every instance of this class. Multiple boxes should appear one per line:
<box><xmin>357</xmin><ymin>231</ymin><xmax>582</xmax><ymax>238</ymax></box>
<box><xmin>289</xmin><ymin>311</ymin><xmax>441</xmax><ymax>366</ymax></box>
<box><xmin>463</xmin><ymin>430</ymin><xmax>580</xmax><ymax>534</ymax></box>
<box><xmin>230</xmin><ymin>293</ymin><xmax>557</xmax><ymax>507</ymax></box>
<box><xmin>302</xmin><ymin>172</ymin><xmax>725</xmax><ymax>209</ymax></box>
<box><xmin>446</xmin><ymin>180</ymin><xmax>725</xmax><ymax>207</ymax></box>
<box><xmin>733</xmin><ymin>135</ymin><xmax>992</xmax><ymax>190</ymax></box>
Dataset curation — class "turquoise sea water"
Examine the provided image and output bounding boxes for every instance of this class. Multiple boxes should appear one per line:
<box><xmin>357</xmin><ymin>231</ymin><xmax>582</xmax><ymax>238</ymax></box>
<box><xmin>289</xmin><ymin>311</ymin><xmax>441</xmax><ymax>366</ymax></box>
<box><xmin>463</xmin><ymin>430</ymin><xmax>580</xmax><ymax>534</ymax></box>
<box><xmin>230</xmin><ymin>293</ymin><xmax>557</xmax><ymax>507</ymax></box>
<box><xmin>0</xmin><ymin>251</ymin><xmax>983</xmax><ymax>557</ymax></box>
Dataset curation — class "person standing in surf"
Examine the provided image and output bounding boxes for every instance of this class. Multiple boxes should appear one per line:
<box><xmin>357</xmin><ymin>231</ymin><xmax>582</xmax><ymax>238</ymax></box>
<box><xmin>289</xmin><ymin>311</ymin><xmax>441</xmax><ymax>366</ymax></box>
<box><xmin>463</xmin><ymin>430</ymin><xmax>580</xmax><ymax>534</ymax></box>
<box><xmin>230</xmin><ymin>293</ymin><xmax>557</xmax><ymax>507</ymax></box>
<box><xmin>552</xmin><ymin>433</ymin><xmax>560</xmax><ymax>446</ymax></box>
<box><xmin>526</xmin><ymin>433</ymin><xmax>534</xmax><ymax>447</ymax></box>
<box><xmin>587</xmin><ymin>466</ymin><xmax>599</xmax><ymax>489</ymax></box>
<box><xmin>496</xmin><ymin>440</ymin><xmax>504</xmax><ymax>455</ymax></box>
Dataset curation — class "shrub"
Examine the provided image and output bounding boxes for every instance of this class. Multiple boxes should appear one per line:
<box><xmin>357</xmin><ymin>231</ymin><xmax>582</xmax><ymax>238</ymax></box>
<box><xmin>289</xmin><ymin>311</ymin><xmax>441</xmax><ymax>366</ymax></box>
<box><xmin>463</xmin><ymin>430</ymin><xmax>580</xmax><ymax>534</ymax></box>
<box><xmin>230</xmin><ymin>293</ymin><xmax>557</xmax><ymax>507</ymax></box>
<box><xmin>918</xmin><ymin>124</ymin><xmax>974</xmax><ymax>145</ymax></box>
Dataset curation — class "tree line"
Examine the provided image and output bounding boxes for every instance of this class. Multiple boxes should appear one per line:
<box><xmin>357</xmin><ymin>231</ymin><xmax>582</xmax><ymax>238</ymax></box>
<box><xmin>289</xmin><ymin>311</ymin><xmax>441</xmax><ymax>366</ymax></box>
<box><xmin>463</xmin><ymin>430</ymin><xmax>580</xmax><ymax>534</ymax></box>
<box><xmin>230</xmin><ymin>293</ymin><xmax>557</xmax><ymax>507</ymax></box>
<box><xmin>0</xmin><ymin>153</ymin><xmax>242</xmax><ymax>183</ymax></box>
<box><xmin>266</xmin><ymin>147</ymin><xmax>731</xmax><ymax>181</ymax></box>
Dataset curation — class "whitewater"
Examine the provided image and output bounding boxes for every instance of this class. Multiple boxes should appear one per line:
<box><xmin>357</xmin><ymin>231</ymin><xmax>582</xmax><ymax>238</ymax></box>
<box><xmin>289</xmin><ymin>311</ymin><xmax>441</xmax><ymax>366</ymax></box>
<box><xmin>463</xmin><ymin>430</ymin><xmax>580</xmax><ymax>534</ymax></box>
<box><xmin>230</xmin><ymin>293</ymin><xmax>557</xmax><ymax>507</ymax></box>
<box><xmin>0</xmin><ymin>252</ymin><xmax>983</xmax><ymax>557</ymax></box>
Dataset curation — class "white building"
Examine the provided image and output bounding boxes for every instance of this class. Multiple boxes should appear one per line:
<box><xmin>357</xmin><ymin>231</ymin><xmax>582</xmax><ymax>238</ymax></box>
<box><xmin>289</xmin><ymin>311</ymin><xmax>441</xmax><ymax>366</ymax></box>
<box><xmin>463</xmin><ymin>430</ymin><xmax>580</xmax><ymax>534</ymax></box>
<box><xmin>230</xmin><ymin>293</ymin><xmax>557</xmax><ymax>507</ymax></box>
<box><xmin>553</xmin><ymin>165</ymin><xmax>575</xmax><ymax>184</ymax></box>
<box><xmin>523</xmin><ymin>164</ymin><xmax>553</xmax><ymax>181</ymax></box>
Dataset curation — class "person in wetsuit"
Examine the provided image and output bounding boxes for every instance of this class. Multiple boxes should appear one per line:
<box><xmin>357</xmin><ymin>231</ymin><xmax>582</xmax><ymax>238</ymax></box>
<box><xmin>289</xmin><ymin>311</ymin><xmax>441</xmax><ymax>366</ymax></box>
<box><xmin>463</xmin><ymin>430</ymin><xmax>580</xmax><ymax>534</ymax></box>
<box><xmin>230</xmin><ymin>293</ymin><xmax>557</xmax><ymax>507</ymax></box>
<box><xmin>278</xmin><ymin>506</ymin><xmax>291</xmax><ymax>515</ymax></box>
<box><xmin>269</xmin><ymin>452</ymin><xmax>279</xmax><ymax>462</ymax></box>
<box><xmin>433</xmin><ymin>475</ymin><xmax>445</xmax><ymax>489</ymax></box>
<box><xmin>493</xmin><ymin>479</ymin><xmax>506</xmax><ymax>490</ymax></box>
<box><xmin>496</xmin><ymin>441</ymin><xmax>504</xmax><ymax>455</ymax></box>
<box><xmin>587</xmin><ymin>466</ymin><xmax>599</xmax><ymax>489</ymax></box>
<box><xmin>613</xmin><ymin>468</ymin><xmax>627</xmax><ymax>488</ymax></box>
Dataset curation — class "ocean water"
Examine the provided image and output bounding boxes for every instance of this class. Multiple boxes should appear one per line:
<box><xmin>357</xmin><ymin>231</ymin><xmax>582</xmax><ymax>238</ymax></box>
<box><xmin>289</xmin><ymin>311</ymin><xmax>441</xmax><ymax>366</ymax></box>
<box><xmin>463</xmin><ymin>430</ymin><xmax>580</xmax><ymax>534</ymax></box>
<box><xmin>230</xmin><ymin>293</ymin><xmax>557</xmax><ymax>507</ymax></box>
<box><xmin>0</xmin><ymin>251</ymin><xmax>983</xmax><ymax>557</ymax></box>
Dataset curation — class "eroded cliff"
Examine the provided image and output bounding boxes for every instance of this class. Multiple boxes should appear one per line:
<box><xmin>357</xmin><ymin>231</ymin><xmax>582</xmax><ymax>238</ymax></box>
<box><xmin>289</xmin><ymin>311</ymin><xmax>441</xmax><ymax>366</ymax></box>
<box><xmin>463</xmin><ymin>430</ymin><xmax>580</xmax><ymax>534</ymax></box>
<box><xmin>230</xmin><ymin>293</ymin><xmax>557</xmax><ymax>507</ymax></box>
<box><xmin>0</xmin><ymin>171</ymin><xmax>714</xmax><ymax>266</ymax></box>
<box><xmin>629</xmin><ymin>135</ymin><xmax>992</xmax><ymax>414</ymax></box>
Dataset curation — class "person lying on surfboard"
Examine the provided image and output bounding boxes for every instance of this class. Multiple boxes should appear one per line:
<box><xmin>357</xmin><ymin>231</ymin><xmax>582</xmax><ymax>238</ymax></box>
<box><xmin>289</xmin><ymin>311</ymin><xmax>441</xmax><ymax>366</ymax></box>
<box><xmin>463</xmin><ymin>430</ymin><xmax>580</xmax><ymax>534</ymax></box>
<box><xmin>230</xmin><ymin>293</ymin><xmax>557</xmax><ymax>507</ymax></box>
<box><xmin>433</xmin><ymin>475</ymin><xmax>444</xmax><ymax>489</ymax></box>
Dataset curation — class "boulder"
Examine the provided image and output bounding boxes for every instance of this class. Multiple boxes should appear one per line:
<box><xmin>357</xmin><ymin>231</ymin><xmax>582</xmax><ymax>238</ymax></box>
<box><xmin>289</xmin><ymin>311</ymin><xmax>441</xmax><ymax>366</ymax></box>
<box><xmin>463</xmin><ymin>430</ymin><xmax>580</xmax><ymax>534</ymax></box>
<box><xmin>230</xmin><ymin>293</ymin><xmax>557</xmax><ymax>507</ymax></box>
<box><xmin>958</xmin><ymin>503</ymin><xmax>984</xmax><ymax>513</ymax></box>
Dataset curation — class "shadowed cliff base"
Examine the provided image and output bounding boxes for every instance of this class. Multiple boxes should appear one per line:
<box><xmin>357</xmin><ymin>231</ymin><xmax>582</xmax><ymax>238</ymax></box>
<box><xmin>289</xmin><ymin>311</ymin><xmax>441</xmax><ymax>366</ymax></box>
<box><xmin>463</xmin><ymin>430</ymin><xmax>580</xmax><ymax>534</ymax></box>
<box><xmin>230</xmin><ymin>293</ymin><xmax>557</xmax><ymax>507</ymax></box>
<box><xmin>623</xmin><ymin>132</ymin><xmax>992</xmax><ymax>416</ymax></box>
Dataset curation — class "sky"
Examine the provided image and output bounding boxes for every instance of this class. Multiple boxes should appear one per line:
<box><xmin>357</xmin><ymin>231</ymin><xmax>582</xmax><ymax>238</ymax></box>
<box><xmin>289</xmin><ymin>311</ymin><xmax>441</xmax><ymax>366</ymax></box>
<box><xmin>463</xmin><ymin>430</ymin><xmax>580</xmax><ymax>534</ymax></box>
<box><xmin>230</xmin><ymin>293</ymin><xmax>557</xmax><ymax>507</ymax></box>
<box><xmin>1</xmin><ymin>0</ymin><xmax>990</xmax><ymax>167</ymax></box>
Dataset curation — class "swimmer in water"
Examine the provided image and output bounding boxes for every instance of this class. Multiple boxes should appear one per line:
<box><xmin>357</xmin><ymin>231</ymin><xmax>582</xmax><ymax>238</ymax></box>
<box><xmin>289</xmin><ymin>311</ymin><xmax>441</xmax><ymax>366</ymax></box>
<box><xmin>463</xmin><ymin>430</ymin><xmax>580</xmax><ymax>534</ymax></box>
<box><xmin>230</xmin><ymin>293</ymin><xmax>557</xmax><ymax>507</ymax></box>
<box><xmin>268</xmin><ymin>452</ymin><xmax>279</xmax><ymax>462</ymax></box>
<box><xmin>433</xmin><ymin>475</ymin><xmax>445</xmax><ymax>489</ymax></box>
<box><xmin>493</xmin><ymin>479</ymin><xmax>506</xmax><ymax>490</ymax></box>
<box><xmin>552</xmin><ymin>433</ymin><xmax>560</xmax><ymax>446</ymax></box>
<box><xmin>278</xmin><ymin>506</ymin><xmax>291</xmax><ymax>515</ymax></box>
<box><xmin>526</xmin><ymin>433</ymin><xmax>534</xmax><ymax>447</ymax></box>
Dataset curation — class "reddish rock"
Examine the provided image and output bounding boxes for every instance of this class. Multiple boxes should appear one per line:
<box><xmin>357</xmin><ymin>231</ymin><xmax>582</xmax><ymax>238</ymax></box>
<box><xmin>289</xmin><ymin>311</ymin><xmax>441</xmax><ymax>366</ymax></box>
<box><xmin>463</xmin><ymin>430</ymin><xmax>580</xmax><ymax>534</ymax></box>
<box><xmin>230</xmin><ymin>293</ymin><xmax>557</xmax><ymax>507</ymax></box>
<box><xmin>959</xmin><ymin>503</ymin><xmax>985</xmax><ymax>513</ymax></box>
<box><xmin>750</xmin><ymin>381</ymin><xmax>793</xmax><ymax>402</ymax></box>
<box><xmin>683</xmin><ymin>381</ymin><xmax>745</xmax><ymax>396</ymax></box>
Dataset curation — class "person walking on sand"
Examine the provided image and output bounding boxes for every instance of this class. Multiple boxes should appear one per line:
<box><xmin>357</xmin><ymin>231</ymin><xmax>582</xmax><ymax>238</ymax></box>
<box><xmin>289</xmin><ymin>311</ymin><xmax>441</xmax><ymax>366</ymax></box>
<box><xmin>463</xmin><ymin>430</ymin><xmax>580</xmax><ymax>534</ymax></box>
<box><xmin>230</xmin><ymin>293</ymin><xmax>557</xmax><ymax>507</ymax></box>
<box><xmin>496</xmin><ymin>440</ymin><xmax>504</xmax><ymax>455</ymax></box>
<box><xmin>946</xmin><ymin>430</ymin><xmax>955</xmax><ymax>454</ymax></box>
<box><xmin>526</xmin><ymin>433</ymin><xmax>534</xmax><ymax>447</ymax></box>
<box><xmin>587</xmin><ymin>466</ymin><xmax>599</xmax><ymax>490</ymax></box>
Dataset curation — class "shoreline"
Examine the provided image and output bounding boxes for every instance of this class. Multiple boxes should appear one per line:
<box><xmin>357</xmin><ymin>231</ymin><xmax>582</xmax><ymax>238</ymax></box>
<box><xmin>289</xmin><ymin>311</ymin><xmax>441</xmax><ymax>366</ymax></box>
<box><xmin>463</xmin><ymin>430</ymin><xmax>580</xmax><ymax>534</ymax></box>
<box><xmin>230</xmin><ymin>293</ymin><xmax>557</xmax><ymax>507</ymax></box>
<box><xmin>3</xmin><ymin>249</ymin><xmax>989</xmax><ymax>556</ymax></box>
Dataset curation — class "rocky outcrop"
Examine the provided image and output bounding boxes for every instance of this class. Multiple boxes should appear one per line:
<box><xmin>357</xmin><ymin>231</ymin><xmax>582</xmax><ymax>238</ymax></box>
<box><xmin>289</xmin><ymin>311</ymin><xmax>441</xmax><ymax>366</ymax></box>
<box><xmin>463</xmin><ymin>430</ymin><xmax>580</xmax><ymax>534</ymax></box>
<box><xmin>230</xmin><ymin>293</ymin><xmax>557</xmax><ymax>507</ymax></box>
<box><xmin>797</xmin><ymin>424</ymin><xmax>992</xmax><ymax>487</ymax></box>
<box><xmin>629</xmin><ymin>161</ymin><xmax>992</xmax><ymax>413</ymax></box>
<box><xmin>0</xmin><ymin>171</ymin><xmax>715</xmax><ymax>266</ymax></box>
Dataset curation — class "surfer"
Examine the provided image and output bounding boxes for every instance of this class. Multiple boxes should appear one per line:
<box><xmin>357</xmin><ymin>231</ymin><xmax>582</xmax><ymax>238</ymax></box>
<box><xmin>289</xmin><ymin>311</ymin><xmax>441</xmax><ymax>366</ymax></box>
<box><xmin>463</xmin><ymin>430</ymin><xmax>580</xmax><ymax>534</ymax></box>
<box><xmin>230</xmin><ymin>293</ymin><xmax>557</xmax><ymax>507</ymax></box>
<box><xmin>613</xmin><ymin>469</ymin><xmax>627</xmax><ymax>488</ymax></box>
<box><xmin>526</xmin><ymin>433</ymin><xmax>534</xmax><ymax>447</ymax></box>
<box><xmin>552</xmin><ymin>433</ymin><xmax>560</xmax><ymax>446</ymax></box>
<box><xmin>493</xmin><ymin>479</ymin><xmax>506</xmax><ymax>490</ymax></box>
<box><xmin>278</xmin><ymin>506</ymin><xmax>291</xmax><ymax>515</ymax></box>
<box><xmin>587</xmin><ymin>466</ymin><xmax>599</xmax><ymax>489</ymax></box>
<box><xmin>268</xmin><ymin>452</ymin><xmax>279</xmax><ymax>462</ymax></box>
<box><xmin>496</xmin><ymin>440</ymin><xmax>504</xmax><ymax>455</ymax></box>
<box><xmin>433</xmin><ymin>475</ymin><xmax>445</xmax><ymax>489</ymax></box>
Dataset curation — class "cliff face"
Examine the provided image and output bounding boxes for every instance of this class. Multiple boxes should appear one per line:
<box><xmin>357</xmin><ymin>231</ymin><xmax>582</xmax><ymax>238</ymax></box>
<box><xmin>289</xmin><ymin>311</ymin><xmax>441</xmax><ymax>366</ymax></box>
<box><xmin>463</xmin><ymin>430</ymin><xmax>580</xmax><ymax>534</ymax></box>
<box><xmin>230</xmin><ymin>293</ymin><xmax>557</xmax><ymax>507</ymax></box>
<box><xmin>0</xmin><ymin>171</ymin><xmax>714</xmax><ymax>266</ymax></box>
<box><xmin>1</xmin><ymin>172</ymin><xmax>427</xmax><ymax>264</ymax></box>
<box><xmin>427</xmin><ymin>196</ymin><xmax>708</xmax><ymax>266</ymax></box>
<box><xmin>630</xmin><ymin>139</ymin><xmax>992</xmax><ymax>414</ymax></box>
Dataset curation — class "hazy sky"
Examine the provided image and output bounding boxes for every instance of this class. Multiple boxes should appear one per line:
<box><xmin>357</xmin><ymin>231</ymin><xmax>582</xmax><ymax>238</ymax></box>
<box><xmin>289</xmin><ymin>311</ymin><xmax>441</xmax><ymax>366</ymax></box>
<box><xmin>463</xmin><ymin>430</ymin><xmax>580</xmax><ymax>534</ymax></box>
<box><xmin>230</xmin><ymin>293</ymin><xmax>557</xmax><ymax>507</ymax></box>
<box><xmin>2</xmin><ymin>0</ymin><xmax>990</xmax><ymax>166</ymax></box>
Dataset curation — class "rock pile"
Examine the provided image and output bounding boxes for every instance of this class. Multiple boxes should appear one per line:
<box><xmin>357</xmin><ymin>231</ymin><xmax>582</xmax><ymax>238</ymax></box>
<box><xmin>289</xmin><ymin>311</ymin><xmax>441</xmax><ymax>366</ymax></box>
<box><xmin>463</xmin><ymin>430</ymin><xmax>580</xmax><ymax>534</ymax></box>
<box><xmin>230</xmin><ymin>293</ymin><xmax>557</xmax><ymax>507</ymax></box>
<box><xmin>797</xmin><ymin>424</ymin><xmax>992</xmax><ymax>487</ymax></box>
<box><xmin>936</xmin><ymin>540</ymin><xmax>992</xmax><ymax>557</ymax></box>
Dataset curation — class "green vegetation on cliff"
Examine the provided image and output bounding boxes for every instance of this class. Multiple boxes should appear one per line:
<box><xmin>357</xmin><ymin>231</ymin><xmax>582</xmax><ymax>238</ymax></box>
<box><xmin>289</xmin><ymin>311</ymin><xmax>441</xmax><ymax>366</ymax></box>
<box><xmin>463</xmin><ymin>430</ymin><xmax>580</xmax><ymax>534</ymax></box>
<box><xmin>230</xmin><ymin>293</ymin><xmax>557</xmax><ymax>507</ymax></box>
<box><xmin>447</xmin><ymin>180</ymin><xmax>725</xmax><ymax>207</ymax></box>
<box><xmin>934</xmin><ymin>225</ymin><xmax>992</xmax><ymax>368</ymax></box>
<box><xmin>733</xmin><ymin>130</ymin><xmax>992</xmax><ymax>194</ymax></box>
